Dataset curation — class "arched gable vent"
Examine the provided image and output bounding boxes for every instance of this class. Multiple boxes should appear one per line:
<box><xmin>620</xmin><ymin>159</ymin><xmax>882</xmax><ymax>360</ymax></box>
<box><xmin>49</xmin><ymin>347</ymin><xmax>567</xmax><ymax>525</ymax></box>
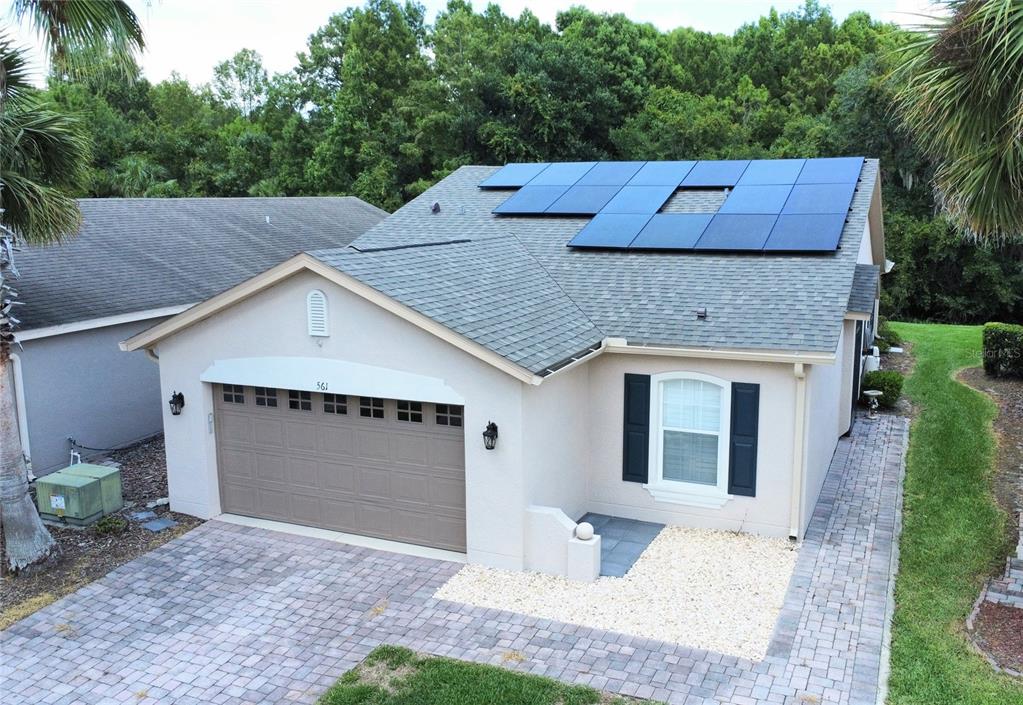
<box><xmin>306</xmin><ymin>290</ymin><xmax>329</xmax><ymax>337</ymax></box>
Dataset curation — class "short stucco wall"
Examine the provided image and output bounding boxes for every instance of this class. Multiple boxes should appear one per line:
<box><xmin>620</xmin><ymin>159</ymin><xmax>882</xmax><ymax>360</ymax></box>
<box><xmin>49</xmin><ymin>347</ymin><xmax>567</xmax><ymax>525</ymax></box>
<box><xmin>19</xmin><ymin>319</ymin><xmax>168</xmax><ymax>474</ymax></box>
<box><xmin>151</xmin><ymin>270</ymin><xmax>526</xmax><ymax>570</ymax></box>
<box><xmin>583</xmin><ymin>353</ymin><xmax>799</xmax><ymax>537</ymax></box>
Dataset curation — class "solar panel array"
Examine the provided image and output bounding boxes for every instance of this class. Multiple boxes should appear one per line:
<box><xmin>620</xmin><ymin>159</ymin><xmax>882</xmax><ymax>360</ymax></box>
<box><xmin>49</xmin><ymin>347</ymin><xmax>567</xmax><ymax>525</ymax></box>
<box><xmin>480</xmin><ymin>157</ymin><xmax>864</xmax><ymax>253</ymax></box>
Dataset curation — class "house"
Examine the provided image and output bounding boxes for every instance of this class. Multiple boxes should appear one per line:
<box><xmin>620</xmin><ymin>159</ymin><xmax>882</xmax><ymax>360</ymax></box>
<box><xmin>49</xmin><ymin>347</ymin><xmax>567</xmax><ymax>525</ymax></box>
<box><xmin>12</xmin><ymin>197</ymin><xmax>386</xmax><ymax>475</ymax></box>
<box><xmin>122</xmin><ymin>159</ymin><xmax>883</xmax><ymax>574</ymax></box>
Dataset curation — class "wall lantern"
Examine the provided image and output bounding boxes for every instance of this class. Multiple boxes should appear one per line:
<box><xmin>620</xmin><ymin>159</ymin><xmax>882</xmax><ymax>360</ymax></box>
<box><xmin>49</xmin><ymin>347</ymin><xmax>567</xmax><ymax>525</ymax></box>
<box><xmin>482</xmin><ymin>421</ymin><xmax>499</xmax><ymax>450</ymax></box>
<box><xmin>168</xmin><ymin>391</ymin><xmax>185</xmax><ymax>416</ymax></box>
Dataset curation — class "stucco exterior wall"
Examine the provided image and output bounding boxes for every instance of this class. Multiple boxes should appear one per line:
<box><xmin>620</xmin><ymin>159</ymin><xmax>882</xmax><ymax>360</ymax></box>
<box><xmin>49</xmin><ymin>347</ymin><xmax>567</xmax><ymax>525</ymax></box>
<box><xmin>583</xmin><ymin>353</ymin><xmax>798</xmax><ymax>537</ymax></box>
<box><xmin>151</xmin><ymin>270</ymin><xmax>527</xmax><ymax>570</ymax></box>
<box><xmin>17</xmin><ymin>318</ymin><xmax>168</xmax><ymax>474</ymax></box>
<box><xmin>802</xmin><ymin>329</ymin><xmax>849</xmax><ymax>529</ymax></box>
<box><xmin>521</xmin><ymin>362</ymin><xmax>590</xmax><ymax>522</ymax></box>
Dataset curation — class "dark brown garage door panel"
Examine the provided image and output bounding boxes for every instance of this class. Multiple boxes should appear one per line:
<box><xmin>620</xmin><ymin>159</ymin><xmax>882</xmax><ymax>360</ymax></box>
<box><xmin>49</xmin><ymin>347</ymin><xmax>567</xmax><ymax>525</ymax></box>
<box><xmin>214</xmin><ymin>389</ymin><xmax>466</xmax><ymax>552</ymax></box>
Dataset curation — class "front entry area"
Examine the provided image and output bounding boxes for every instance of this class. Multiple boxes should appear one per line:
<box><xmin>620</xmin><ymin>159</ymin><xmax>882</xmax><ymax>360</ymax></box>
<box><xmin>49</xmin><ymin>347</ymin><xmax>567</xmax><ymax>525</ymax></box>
<box><xmin>213</xmin><ymin>384</ymin><xmax>466</xmax><ymax>552</ymax></box>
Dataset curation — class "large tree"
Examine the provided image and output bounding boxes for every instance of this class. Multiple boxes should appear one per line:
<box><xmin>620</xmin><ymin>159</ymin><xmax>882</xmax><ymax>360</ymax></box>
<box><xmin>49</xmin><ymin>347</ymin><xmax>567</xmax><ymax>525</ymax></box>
<box><xmin>1</xmin><ymin>0</ymin><xmax>143</xmax><ymax>572</ymax></box>
<box><xmin>893</xmin><ymin>0</ymin><xmax>1023</xmax><ymax>242</ymax></box>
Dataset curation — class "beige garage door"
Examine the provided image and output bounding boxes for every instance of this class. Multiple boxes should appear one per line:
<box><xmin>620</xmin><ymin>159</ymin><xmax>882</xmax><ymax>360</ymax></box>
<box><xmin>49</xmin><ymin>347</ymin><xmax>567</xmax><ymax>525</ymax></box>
<box><xmin>214</xmin><ymin>385</ymin><xmax>466</xmax><ymax>552</ymax></box>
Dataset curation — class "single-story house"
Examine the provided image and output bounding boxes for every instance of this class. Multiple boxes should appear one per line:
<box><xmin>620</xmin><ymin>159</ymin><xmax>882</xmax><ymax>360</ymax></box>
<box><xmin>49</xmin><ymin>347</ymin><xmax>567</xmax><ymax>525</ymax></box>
<box><xmin>13</xmin><ymin>197</ymin><xmax>386</xmax><ymax>475</ymax></box>
<box><xmin>123</xmin><ymin>158</ymin><xmax>883</xmax><ymax>573</ymax></box>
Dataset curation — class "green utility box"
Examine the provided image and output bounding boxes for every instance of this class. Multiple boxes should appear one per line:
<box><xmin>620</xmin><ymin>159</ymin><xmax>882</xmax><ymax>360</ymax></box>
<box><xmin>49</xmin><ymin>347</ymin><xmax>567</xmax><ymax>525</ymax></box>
<box><xmin>62</xmin><ymin>464</ymin><xmax>123</xmax><ymax>514</ymax></box>
<box><xmin>35</xmin><ymin>472</ymin><xmax>104</xmax><ymax>526</ymax></box>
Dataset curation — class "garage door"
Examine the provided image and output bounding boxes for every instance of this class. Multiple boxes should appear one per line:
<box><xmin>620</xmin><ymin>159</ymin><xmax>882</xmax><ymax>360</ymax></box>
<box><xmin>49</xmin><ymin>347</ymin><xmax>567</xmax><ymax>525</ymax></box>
<box><xmin>214</xmin><ymin>385</ymin><xmax>466</xmax><ymax>552</ymax></box>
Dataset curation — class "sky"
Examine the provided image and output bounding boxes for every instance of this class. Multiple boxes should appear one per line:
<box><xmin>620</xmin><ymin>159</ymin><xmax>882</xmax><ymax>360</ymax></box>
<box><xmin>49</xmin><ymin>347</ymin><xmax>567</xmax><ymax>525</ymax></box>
<box><xmin>6</xmin><ymin>0</ymin><xmax>939</xmax><ymax>87</ymax></box>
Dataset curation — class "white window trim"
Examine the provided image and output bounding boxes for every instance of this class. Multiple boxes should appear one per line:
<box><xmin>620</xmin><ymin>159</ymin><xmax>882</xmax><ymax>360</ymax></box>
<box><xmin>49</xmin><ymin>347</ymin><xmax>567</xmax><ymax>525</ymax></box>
<box><xmin>644</xmin><ymin>371</ymin><xmax>734</xmax><ymax>509</ymax></box>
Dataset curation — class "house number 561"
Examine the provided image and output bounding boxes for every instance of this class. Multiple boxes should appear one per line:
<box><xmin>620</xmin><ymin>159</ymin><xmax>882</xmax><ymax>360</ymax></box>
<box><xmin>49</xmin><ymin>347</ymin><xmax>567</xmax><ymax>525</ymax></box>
<box><xmin>316</xmin><ymin>381</ymin><xmax>329</xmax><ymax>391</ymax></box>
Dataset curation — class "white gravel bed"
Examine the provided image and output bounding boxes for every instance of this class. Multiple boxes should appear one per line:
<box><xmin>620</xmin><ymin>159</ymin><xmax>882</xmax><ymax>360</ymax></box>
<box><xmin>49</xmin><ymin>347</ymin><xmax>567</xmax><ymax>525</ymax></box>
<box><xmin>434</xmin><ymin>526</ymin><xmax>798</xmax><ymax>661</ymax></box>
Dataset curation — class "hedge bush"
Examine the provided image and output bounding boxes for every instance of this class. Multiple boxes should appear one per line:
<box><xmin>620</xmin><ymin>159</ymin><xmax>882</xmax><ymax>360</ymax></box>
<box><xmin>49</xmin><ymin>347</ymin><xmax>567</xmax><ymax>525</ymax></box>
<box><xmin>982</xmin><ymin>322</ymin><xmax>1023</xmax><ymax>378</ymax></box>
<box><xmin>862</xmin><ymin>369</ymin><xmax>904</xmax><ymax>409</ymax></box>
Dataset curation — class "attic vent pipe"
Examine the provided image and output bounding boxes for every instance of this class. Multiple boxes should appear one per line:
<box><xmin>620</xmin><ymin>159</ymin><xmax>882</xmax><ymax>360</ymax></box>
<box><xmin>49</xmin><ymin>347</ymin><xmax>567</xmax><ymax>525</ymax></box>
<box><xmin>694</xmin><ymin>307</ymin><xmax>708</xmax><ymax>320</ymax></box>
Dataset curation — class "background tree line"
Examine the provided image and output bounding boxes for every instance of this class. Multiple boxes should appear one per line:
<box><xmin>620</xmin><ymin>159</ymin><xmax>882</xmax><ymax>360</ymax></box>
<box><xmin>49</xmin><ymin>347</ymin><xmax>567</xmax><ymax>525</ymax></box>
<box><xmin>37</xmin><ymin>0</ymin><xmax>1023</xmax><ymax>324</ymax></box>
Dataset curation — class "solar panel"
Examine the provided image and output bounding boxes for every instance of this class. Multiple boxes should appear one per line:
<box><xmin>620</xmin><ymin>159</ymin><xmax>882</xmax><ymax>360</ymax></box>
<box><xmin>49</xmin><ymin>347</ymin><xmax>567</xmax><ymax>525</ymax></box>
<box><xmin>528</xmin><ymin>162</ymin><xmax>597</xmax><ymax>186</ymax></box>
<box><xmin>718</xmin><ymin>184</ymin><xmax>793</xmax><ymax>215</ymax></box>
<box><xmin>567</xmin><ymin>213</ymin><xmax>652</xmax><ymax>248</ymax></box>
<box><xmin>600</xmin><ymin>185</ymin><xmax>677</xmax><ymax>214</ymax></box>
<box><xmin>681</xmin><ymin>160</ymin><xmax>750</xmax><ymax>187</ymax></box>
<box><xmin>628</xmin><ymin>161</ymin><xmax>696</xmax><ymax>186</ymax></box>
<box><xmin>631</xmin><ymin>213</ymin><xmax>713</xmax><ymax>249</ymax></box>
<box><xmin>576</xmin><ymin>161</ymin><xmax>645</xmax><ymax>186</ymax></box>
<box><xmin>546</xmin><ymin>186</ymin><xmax>621</xmax><ymax>215</ymax></box>
<box><xmin>736</xmin><ymin>159</ymin><xmax>805</xmax><ymax>186</ymax></box>
<box><xmin>694</xmin><ymin>214</ymin><xmax>777</xmax><ymax>250</ymax></box>
<box><xmin>479</xmin><ymin>163</ymin><xmax>551</xmax><ymax>189</ymax></box>
<box><xmin>493</xmin><ymin>186</ymin><xmax>570</xmax><ymax>214</ymax></box>
<box><xmin>763</xmin><ymin>214</ymin><xmax>846</xmax><ymax>251</ymax></box>
<box><xmin>796</xmin><ymin>157</ymin><xmax>864</xmax><ymax>184</ymax></box>
<box><xmin>782</xmin><ymin>182</ymin><xmax>857</xmax><ymax>215</ymax></box>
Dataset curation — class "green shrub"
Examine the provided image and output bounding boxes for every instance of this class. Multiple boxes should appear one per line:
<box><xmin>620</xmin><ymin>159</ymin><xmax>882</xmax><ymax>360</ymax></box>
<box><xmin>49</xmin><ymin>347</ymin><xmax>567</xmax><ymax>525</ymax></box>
<box><xmin>982</xmin><ymin>322</ymin><xmax>1023</xmax><ymax>378</ymax></box>
<box><xmin>877</xmin><ymin>316</ymin><xmax>902</xmax><ymax>347</ymax></box>
<box><xmin>94</xmin><ymin>515</ymin><xmax>127</xmax><ymax>535</ymax></box>
<box><xmin>862</xmin><ymin>369</ymin><xmax>903</xmax><ymax>409</ymax></box>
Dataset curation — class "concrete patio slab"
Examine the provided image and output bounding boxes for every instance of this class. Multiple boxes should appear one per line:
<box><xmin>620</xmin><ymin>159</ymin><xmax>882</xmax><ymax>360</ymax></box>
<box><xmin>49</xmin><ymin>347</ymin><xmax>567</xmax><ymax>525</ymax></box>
<box><xmin>1</xmin><ymin>413</ymin><xmax>907</xmax><ymax>705</ymax></box>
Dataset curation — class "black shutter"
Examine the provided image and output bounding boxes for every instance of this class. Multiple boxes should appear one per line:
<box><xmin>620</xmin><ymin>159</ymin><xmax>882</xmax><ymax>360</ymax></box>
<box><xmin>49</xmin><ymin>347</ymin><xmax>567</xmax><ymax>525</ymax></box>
<box><xmin>728</xmin><ymin>382</ymin><xmax>760</xmax><ymax>497</ymax></box>
<box><xmin>622</xmin><ymin>374</ymin><xmax>651</xmax><ymax>483</ymax></box>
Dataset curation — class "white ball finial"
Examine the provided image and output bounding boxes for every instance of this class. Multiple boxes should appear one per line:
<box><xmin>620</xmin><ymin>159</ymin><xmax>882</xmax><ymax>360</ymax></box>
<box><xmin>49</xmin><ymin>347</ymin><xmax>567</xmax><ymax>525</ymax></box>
<box><xmin>575</xmin><ymin>522</ymin><xmax>594</xmax><ymax>540</ymax></box>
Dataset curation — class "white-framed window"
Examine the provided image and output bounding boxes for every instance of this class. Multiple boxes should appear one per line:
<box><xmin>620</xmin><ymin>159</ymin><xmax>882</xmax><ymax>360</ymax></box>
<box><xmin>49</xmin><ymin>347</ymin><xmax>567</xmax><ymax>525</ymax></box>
<box><xmin>307</xmin><ymin>290</ymin><xmax>328</xmax><ymax>337</ymax></box>
<box><xmin>323</xmin><ymin>393</ymin><xmax>347</xmax><ymax>415</ymax></box>
<box><xmin>646</xmin><ymin>371</ymin><xmax>732</xmax><ymax>508</ymax></box>
<box><xmin>288</xmin><ymin>389</ymin><xmax>312</xmax><ymax>411</ymax></box>
<box><xmin>222</xmin><ymin>384</ymin><xmax>245</xmax><ymax>404</ymax></box>
<box><xmin>360</xmin><ymin>397</ymin><xmax>384</xmax><ymax>419</ymax></box>
<box><xmin>396</xmin><ymin>400</ymin><xmax>423</xmax><ymax>423</ymax></box>
<box><xmin>435</xmin><ymin>404</ymin><xmax>463</xmax><ymax>427</ymax></box>
<box><xmin>254</xmin><ymin>387</ymin><xmax>278</xmax><ymax>407</ymax></box>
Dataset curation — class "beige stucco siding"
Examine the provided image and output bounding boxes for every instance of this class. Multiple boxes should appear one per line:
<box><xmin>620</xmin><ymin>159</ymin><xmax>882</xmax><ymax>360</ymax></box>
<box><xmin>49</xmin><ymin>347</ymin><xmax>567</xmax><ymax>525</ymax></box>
<box><xmin>150</xmin><ymin>270</ymin><xmax>526</xmax><ymax>569</ymax></box>
<box><xmin>583</xmin><ymin>353</ymin><xmax>798</xmax><ymax>537</ymax></box>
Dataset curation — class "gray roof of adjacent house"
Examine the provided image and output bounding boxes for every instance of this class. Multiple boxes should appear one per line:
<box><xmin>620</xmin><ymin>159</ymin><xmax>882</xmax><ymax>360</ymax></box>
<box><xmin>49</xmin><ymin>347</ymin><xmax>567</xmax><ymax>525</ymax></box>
<box><xmin>16</xmin><ymin>197</ymin><xmax>387</xmax><ymax>330</ymax></box>
<box><xmin>848</xmin><ymin>264</ymin><xmax>880</xmax><ymax>315</ymax></box>
<box><xmin>310</xmin><ymin>160</ymin><xmax>881</xmax><ymax>375</ymax></box>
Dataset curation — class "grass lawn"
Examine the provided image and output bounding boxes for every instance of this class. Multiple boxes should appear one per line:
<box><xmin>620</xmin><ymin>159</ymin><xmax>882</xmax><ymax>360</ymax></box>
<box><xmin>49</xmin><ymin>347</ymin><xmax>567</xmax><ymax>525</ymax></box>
<box><xmin>318</xmin><ymin>646</ymin><xmax>647</xmax><ymax>705</ymax></box>
<box><xmin>888</xmin><ymin>323</ymin><xmax>1022</xmax><ymax>704</ymax></box>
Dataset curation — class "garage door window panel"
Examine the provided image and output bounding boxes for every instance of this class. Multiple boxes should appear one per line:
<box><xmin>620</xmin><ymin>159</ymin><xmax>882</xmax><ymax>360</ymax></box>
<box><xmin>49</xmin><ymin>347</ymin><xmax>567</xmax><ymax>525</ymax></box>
<box><xmin>255</xmin><ymin>387</ymin><xmax>278</xmax><ymax>407</ymax></box>
<box><xmin>397</xmin><ymin>400</ymin><xmax>424</xmax><ymax>423</ymax></box>
<box><xmin>360</xmin><ymin>397</ymin><xmax>385</xmax><ymax>418</ymax></box>
<box><xmin>436</xmin><ymin>404</ymin><xmax>463</xmax><ymax>427</ymax></box>
<box><xmin>289</xmin><ymin>390</ymin><xmax>312</xmax><ymax>411</ymax></box>
<box><xmin>222</xmin><ymin>384</ymin><xmax>245</xmax><ymax>404</ymax></box>
<box><xmin>324</xmin><ymin>393</ymin><xmax>347</xmax><ymax>415</ymax></box>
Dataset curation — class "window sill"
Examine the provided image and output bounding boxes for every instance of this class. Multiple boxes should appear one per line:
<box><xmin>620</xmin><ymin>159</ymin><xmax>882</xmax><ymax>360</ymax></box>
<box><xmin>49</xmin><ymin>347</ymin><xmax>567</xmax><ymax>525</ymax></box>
<box><xmin>643</xmin><ymin>482</ymin><xmax>733</xmax><ymax>509</ymax></box>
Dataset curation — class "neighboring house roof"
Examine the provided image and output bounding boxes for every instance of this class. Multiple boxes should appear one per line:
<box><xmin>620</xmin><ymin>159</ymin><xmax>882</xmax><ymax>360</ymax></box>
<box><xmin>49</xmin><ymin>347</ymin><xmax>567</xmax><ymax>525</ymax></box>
<box><xmin>307</xmin><ymin>159</ymin><xmax>881</xmax><ymax>375</ymax></box>
<box><xmin>15</xmin><ymin>197</ymin><xmax>387</xmax><ymax>331</ymax></box>
<box><xmin>847</xmin><ymin>264</ymin><xmax>880</xmax><ymax>316</ymax></box>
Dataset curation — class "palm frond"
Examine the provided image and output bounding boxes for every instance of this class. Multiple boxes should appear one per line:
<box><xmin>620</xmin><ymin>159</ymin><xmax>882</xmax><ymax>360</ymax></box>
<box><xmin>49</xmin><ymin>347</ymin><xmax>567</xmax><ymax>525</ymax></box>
<box><xmin>11</xmin><ymin>0</ymin><xmax>145</xmax><ymax>78</ymax></box>
<box><xmin>891</xmin><ymin>0</ymin><xmax>1023</xmax><ymax>243</ymax></box>
<box><xmin>0</xmin><ymin>32</ymin><xmax>34</xmax><ymax>102</ymax></box>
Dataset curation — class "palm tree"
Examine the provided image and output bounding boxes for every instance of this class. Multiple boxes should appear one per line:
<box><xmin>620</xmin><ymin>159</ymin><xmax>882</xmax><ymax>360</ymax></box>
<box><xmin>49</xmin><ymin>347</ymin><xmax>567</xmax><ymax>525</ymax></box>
<box><xmin>892</xmin><ymin>0</ymin><xmax>1023</xmax><ymax>243</ymax></box>
<box><xmin>1</xmin><ymin>0</ymin><xmax>143</xmax><ymax>572</ymax></box>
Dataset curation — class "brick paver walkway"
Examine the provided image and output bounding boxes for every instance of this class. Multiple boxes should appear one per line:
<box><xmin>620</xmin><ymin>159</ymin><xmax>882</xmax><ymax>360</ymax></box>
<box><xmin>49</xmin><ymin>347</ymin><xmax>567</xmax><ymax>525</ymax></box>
<box><xmin>1</xmin><ymin>414</ymin><xmax>908</xmax><ymax>705</ymax></box>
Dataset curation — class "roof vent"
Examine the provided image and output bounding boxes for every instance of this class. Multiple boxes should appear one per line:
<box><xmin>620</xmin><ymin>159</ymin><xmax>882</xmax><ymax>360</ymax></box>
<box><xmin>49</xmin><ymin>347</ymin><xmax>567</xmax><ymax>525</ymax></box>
<box><xmin>694</xmin><ymin>307</ymin><xmax>708</xmax><ymax>320</ymax></box>
<box><xmin>307</xmin><ymin>290</ymin><xmax>329</xmax><ymax>337</ymax></box>
<box><xmin>431</xmin><ymin>202</ymin><xmax>441</xmax><ymax>214</ymax></box>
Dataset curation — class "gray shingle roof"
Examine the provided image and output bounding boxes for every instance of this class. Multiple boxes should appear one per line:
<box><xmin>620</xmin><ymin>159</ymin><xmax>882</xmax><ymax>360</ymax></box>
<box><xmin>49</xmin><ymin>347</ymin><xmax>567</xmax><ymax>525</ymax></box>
<box><xmin>848</xmin><ymin>264</ymin><xmax>880</xmax><ymax>315</ymax></box>
<box><xmin>311</xmin><ymin>161</ymin><xmax>879</xmax><ymax>375</ymax></box>
<box><xmin>16</xmin><ymin>197</ymin><xmax>386</xmax><ymax>330</ymax></box>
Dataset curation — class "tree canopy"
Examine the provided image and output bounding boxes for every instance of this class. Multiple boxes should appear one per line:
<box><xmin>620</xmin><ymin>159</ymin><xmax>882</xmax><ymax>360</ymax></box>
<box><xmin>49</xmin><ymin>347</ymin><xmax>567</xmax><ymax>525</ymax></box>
<box><xmin>35</xmin><ymin>0</ymin><xmax>1023</xmax><ymax>323</ymax></box>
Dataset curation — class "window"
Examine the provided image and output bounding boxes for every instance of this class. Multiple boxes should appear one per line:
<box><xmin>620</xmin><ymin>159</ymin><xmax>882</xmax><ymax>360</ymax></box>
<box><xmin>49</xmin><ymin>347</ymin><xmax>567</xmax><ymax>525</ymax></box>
<box><xmin>647</xmin><ymin>372</ymin><xmax>731</xmax><ymax>508</ymax></box>
<box><xmin>288</xmin><ymin>390</ymin><xmax>312</xmax><ymax>411</ymax></box>
<box><xmin>307</xmin><ymin>290</ymin><xmax>328</xmax><ymax>337</ymax></box>
<box><xmin>324</xmin><ymin>393</ymin><xmax>347</xmax><ymax>415</ymax></box>
<box><xmin>222</xmin><ymin>384</ymin><xmax>244</xmax><ymax>404</ymax></box>
<box><xmin>254</xmin><ymin>387</ymin><xmax>278</xmax><ymax>407</ymax></box>
<box><xmin>436</xmin><ymin>404</ymin><xmax>463</xmax><ymax>427</ymax></box>
<box><xmin>397</xmin><ymin>400</ymin><xmax>423</xmax><ymax>423</ymax></box>
<box><xmin>360</xmin><ymin>397</ymin><xmax>384</xmax><ymax>418</ymax></box>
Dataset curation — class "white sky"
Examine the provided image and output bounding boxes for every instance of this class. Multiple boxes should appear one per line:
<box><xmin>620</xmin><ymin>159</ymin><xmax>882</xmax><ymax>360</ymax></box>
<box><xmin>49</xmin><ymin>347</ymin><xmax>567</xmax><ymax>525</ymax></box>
<box><xmin>6</xmin><ymin>0</ymin><xmax>940</xmax><ymax>86</ymax></box>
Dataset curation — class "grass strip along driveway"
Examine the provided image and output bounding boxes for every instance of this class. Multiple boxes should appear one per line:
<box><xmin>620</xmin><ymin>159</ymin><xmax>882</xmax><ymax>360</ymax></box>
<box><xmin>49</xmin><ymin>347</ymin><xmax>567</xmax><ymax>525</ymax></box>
<box><xmin>318</xmin><ymin>646</ymin><xmax>646</xmax><ymax>705</ymax></box>
<box><xmin>888</xmin><ymin>323</ymin><xmax>1022</xmax><ymax>704</ymax></box>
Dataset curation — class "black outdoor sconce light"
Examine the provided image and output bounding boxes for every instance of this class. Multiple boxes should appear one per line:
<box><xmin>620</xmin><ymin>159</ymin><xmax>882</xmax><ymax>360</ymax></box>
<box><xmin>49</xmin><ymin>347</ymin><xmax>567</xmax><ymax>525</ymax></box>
<box><xmin>482</xmin><ymin>421</ymin><xmax>499</xmax><ymax>450</ymax></box>
<box><xmin>168</xmin><ymin>391</ymin><xmax>185</xmax><ymax>416</ymax></box>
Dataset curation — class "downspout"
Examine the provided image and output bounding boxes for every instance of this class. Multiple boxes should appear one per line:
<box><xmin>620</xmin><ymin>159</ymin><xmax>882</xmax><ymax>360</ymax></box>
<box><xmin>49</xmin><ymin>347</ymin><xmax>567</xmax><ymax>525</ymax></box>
<box><xmin>789</xmin><ymin>362</ymin><xmax>808</xmax><ymax>539</ymax></box>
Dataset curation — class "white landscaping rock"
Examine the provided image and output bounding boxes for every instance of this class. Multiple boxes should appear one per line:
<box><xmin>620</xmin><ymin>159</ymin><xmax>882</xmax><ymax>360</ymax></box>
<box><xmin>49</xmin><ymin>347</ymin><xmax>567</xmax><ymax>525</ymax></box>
<box><xmin>434</xmin><ymin>525</ymin><xmax>798</xmax><ymax>661</ymax></box>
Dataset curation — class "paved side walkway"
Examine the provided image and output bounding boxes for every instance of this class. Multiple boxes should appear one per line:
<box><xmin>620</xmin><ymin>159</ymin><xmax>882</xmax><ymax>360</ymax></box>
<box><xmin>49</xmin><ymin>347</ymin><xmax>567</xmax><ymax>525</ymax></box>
<box><xmin>1</xmin><ymin>414</ymin><xmax>908</xmax><ymax>705</ymax></box>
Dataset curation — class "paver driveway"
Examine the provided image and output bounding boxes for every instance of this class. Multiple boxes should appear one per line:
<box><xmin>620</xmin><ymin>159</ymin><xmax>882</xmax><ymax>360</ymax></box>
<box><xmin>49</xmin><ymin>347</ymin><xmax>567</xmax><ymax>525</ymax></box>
<box><xmin>1</xmin><ymin>414</ymin><xmax>907</xmax><ymax>705</ymax></box>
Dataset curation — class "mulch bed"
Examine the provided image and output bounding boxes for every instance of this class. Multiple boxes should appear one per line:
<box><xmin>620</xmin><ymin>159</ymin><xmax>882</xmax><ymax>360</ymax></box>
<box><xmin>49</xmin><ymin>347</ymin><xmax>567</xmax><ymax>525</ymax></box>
<box><xmin>0</xmin><ymin>435</ymin><xmax>201</xmax><ymax>630</ymax></box>
<box><xmin>959</xmin><ymin>367</ymin><xmax>1023</xmax><ymax>679</ymax></box>
<box><xmin>971</xmin><ymin>601</ymin><xmax>1023</xmax><ymax>675</ymax></box>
